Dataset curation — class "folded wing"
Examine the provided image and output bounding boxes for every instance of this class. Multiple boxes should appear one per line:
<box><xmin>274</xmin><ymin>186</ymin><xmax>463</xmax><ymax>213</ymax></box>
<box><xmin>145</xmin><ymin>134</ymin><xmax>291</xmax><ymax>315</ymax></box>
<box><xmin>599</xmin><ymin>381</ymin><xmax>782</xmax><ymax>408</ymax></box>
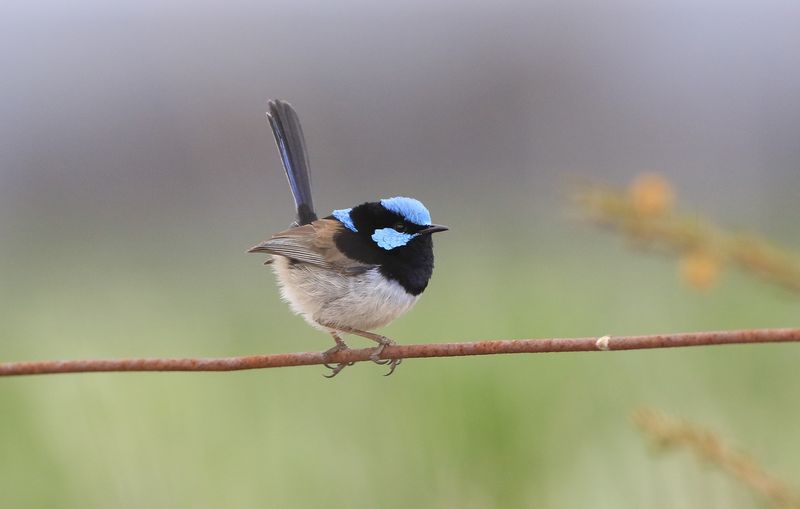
<box><xmin>249</xmin><ymin>219</ymin><xmax>372</xmax><ymax>274</ymax></box>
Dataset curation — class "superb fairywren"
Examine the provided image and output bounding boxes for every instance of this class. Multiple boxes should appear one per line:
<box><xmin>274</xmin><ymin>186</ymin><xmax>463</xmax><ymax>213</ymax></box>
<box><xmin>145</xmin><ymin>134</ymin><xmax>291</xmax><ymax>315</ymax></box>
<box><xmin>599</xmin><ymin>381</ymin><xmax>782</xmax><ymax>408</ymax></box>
<box><xmin>249</xmin><ymin>100</ymin><xmax>448</xmax><ymax>377</ymax></box>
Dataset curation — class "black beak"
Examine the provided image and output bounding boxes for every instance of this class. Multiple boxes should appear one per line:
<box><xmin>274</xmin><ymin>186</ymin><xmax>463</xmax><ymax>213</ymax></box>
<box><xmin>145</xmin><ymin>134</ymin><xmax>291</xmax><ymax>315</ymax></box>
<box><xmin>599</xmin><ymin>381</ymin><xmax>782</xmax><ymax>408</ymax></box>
<box><xmin>418</xmin><ymin>224</ymin><xmax>449</xmax><ymax>235</ymax></box>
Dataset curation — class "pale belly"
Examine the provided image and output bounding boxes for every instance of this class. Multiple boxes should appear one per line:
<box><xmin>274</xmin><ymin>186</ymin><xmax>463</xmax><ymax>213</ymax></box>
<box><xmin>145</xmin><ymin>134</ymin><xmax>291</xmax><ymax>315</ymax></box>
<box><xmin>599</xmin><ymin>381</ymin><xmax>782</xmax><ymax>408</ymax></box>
<box><xmin>271</xmin><ymin>257</ymin><xmax>419</xmax><ymax>332</ymax></box>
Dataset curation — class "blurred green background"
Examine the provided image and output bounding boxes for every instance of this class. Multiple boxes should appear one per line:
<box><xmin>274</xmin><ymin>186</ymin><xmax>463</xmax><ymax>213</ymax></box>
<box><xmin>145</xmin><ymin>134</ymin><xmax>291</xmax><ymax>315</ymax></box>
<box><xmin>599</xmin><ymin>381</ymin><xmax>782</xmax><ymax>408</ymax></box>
<box><xmin>1</xmin><ymin>0</ymin><xmax>799</xmax><ymax>507</ymax></box>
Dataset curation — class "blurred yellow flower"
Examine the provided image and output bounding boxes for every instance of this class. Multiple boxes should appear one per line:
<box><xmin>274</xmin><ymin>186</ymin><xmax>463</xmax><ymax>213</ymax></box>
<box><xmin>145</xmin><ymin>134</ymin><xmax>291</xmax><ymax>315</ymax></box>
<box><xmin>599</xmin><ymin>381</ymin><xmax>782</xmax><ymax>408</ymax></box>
<box><xmin>629</xmin><ymin>173</ymin><xmax>674</xmax><ymax>217</ymax></box>
<box><xmin>680</xmin><ymin>250</ymin><xmax>721</xmax><ymax>291</ymax></box>
<box><xmin>575</xmin><ymin>174</ymin><xmax>800</xmax><ymax>294</ymax></box>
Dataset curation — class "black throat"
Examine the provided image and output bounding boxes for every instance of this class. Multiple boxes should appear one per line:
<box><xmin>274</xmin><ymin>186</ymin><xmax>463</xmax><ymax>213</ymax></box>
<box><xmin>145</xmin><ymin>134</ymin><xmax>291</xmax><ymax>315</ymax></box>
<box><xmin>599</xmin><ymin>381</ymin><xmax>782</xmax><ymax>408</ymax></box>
<box><xmin>333</xmin><ymin>229</ymin><xmax>435</xmax><ymax>296</ymax></box>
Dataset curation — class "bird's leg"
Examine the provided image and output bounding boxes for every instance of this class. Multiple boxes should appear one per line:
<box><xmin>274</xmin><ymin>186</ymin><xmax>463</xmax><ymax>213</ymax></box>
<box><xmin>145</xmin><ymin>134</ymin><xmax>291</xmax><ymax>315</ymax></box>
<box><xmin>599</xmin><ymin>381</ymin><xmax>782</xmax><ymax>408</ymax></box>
<box><xmin>322</xmin><ymin>332</ymin><xmax>353</xmax><ymax>378</ymax></box>
<box><xmin>332</xmin><ymin>326</ymin><xmax>402</xmax><ymax>376</ymax></box>
<box><xmin>323</xmin><ymin>331</ymin><xmax>349</xmax><ymax>358</ymax></box>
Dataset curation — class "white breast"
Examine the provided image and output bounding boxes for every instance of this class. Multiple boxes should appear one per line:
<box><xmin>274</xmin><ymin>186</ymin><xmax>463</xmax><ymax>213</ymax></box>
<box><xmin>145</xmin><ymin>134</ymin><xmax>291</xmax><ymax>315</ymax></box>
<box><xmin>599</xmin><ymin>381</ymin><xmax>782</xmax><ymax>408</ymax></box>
<box><xmin>271</xmin><ymin>257</ymin><xmax>419</xmax><ymax>332</ymax></box>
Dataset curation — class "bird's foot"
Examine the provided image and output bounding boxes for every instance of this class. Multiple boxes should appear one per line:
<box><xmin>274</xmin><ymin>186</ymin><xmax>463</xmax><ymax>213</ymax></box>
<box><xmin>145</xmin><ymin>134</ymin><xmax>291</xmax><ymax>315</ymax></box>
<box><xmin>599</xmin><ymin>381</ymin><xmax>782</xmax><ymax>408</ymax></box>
<box><xmin>322</xmin><ymin>336</ymin><xmax>352</xmax><ymax>378</ymax></box>
<box><xmin>322</xmin><ymin>341</ymin><xmax>348</xmax><ymax>360</ymax></box>
<box><xmin>368</xmin><ymin>336</ymin><xmax>402</xmax><ymax>376</ymax></box>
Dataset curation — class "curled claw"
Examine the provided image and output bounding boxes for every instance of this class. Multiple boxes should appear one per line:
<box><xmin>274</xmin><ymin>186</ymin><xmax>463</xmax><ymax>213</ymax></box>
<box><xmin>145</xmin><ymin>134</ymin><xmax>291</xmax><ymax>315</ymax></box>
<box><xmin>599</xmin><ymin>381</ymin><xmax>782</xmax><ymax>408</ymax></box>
<box><xmin>383</xmin><ymin>358</ymin><xmax>402</xmax><ymax>376</ymax></box>
<box><xmin>323</xmin><ymin>361</ymin><xmax>354</xmax><ymax>378</ymax></box>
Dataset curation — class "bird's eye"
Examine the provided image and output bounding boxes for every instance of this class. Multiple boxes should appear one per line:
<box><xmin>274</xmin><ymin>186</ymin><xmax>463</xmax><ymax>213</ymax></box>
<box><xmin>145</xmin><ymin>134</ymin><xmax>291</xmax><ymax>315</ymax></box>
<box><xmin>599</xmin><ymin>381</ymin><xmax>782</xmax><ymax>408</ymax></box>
<box><xmin>394</xmin><ymin>222</ymin><xmax>406</xmax><ymax>232</ymax></box>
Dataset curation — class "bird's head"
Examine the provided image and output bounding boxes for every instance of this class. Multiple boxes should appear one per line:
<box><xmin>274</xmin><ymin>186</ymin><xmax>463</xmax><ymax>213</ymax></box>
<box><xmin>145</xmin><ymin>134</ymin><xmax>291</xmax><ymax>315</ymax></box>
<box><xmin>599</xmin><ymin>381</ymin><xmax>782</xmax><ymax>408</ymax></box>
<box><xmin>332</xmin><ymin>197</ymin><xmax>448</xmax><ymax>252</ymax></box>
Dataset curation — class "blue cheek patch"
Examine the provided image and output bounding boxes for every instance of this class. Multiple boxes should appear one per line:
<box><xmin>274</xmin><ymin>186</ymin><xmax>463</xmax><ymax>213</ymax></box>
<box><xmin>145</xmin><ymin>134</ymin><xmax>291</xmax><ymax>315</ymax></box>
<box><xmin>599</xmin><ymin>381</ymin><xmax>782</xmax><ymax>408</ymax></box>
<box><xmin>372</xmin><ymin>228</ymin><xmax>417</xmax><ymax>250</ymax></box>
<box><xmin>332</xmin><ymin>208</ymin><xmax>357</xmax><ymax>232</ymax></box>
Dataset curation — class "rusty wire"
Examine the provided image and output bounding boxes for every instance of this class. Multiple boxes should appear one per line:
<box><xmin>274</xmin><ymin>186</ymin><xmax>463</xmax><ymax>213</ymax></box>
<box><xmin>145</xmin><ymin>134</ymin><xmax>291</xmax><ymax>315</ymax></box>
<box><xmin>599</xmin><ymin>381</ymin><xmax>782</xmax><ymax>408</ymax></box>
<box><xmin>1</xmin><ymin>328</ymin><xmax>798</xmax><ymax>377</ymax></box>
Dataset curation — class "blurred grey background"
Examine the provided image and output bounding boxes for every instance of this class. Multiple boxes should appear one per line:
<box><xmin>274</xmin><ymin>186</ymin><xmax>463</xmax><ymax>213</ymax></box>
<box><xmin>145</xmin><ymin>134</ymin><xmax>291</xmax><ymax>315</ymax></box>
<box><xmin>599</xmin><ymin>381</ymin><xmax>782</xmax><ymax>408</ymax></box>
<box><xmin>1</xmin><ymin>1</ymin><xmax>799</xmax><ymax>508</ymax></box>
<box><xmin>3</xmin><ymin>0</ymin><xmax>799</xmax><ymax>243</ymax></box>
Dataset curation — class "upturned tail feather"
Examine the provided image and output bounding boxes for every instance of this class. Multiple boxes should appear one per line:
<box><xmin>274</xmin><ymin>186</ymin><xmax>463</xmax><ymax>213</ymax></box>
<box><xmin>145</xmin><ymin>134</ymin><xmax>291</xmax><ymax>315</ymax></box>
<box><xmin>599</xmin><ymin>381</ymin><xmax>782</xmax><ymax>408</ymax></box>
<box><xmin>267</xmin><ymin>100</ymin><xmax>317</xmax><ymax>225</ymax></box>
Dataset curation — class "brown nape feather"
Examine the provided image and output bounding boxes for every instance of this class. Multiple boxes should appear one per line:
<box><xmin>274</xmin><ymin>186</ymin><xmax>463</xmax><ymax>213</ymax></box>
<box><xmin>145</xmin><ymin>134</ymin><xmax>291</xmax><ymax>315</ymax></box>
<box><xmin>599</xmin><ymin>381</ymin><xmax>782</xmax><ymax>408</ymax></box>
<box><xmin>253</xmin><ymin>219</ymin><xmax>374</xmax><ymax>274</ymax></box>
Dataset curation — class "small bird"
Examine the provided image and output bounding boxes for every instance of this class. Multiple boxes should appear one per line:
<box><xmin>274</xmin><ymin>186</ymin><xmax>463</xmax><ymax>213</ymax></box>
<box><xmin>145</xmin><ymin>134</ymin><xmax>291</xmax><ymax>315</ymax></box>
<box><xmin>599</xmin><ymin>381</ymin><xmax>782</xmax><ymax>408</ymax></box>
<box><xmin>249</xmin><ymin>100</ymin><xmax>448</xmax><ymax>377</ymax></box>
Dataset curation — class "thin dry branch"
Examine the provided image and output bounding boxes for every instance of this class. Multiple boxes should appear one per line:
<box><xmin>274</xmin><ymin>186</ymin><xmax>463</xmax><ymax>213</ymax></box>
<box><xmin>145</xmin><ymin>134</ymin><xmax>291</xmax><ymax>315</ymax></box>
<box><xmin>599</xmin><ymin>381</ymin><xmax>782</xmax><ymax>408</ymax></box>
<box><xmin>573</xmin><ymin>174</ymin><xmax>800</xmax><ymax>293</ymax></box>
<box><xmin>635</xmin><ymin>408</ymin><xmax>800</xmax><ymax>509</ymax></box>
<box><xmin>1</xmin><ymin>328</ymin><xmax>798</xmax><ymax>377</ymax></box>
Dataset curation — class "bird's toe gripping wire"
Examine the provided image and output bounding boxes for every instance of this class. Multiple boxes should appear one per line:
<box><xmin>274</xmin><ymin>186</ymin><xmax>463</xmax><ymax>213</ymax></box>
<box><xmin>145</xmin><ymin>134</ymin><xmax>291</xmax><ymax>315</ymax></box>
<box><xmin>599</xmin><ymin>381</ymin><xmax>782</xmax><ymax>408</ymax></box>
<box><xmin>322</xmin><ymin>333</ymin><xmax>353</xmax><ymax>378</ymax></box>
<box><xmin>321</xmin><ymin>327</ymin><xmax>403</xmax><ymax>377</ymax></box>
<box><xmin>367</xmin><ymin>336</ymin><xmax>402</xmax><ymax>376</ymax></box>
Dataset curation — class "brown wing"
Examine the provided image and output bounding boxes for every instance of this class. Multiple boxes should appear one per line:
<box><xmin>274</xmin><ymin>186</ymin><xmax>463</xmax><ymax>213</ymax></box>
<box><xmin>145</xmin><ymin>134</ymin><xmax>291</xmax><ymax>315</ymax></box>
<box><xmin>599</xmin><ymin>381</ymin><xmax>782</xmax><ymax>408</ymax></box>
<box><xmin>250</xmin><ymin>219</ymin><xmax>373</xmax><ymax>273</ymax></box>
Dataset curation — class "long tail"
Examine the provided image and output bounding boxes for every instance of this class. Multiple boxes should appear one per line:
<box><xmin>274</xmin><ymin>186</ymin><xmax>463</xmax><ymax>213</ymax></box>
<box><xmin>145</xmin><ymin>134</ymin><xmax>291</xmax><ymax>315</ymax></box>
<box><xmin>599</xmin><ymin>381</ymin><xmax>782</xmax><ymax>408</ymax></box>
<box><xmin>266</xmin><ymin>100</ymin><xmax>317</xmax><ymax>225</ymax></box>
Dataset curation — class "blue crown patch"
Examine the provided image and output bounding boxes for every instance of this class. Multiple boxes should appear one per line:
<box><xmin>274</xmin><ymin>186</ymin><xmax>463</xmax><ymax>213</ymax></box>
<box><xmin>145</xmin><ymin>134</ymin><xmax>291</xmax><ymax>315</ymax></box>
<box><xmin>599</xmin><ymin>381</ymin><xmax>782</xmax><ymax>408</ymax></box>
<box><xmin>380</xmin><ymin>197</ymin><xmax>431</xmax><ymax>226</ymax></box>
